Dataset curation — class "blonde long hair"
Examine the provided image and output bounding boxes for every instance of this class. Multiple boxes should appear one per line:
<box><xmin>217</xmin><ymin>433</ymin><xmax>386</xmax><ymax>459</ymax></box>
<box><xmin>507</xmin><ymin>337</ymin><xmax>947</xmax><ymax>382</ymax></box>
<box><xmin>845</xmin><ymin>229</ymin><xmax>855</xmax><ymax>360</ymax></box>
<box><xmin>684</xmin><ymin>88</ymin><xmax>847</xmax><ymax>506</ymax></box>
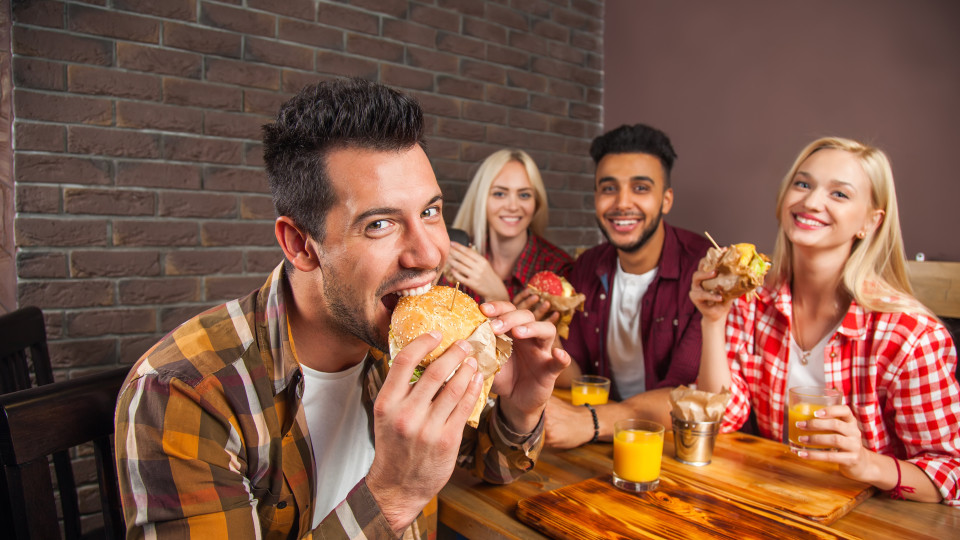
<box><xmin>770</xmin><ymin>137</ymin><xmax>928</xmax><ymax>315</ymax></box>
<box><xmin>452</xmin><ymin>149</ymin><xmax>549</xmax><ymax>255</ymax></box>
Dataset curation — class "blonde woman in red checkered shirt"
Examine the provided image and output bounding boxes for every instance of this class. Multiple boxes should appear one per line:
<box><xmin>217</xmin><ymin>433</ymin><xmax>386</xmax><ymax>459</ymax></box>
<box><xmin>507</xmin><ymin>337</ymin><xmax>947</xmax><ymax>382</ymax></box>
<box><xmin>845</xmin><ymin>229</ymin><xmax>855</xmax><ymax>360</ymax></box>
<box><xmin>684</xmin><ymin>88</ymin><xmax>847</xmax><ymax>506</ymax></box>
<box><xmin>690</xmin><ymin>137</ymin><xmax>960</xmax><ymax>505</ymax></box>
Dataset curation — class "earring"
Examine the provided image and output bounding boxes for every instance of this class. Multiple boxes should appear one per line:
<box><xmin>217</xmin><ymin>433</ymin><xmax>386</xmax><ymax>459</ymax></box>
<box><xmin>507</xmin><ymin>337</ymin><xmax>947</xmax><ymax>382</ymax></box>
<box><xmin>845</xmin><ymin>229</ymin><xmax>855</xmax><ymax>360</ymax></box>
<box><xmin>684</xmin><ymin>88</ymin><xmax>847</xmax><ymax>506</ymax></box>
<box><xmin>856</xmin><ymin>231</ymin><xmax>866</xmax><ymax>239</ymax></box>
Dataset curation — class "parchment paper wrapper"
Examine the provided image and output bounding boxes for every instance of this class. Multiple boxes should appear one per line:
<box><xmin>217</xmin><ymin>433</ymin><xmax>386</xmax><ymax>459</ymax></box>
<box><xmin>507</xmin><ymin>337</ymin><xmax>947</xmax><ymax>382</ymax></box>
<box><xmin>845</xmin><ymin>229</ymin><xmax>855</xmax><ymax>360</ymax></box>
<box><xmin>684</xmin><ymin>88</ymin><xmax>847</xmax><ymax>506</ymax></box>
<box><xmin>529</xmin><ymin>288</ymin><xmax>585</xmax><ymax>339</ymax></box>
<box><xmin>669</xmin><ymin>385</ymin><xmax>730</xmax><ymax>423</ymax></box>
<box><xmin>700</xmin><ymin>247</ymin><xmax>765</xmax><ymax>302</ymax></box>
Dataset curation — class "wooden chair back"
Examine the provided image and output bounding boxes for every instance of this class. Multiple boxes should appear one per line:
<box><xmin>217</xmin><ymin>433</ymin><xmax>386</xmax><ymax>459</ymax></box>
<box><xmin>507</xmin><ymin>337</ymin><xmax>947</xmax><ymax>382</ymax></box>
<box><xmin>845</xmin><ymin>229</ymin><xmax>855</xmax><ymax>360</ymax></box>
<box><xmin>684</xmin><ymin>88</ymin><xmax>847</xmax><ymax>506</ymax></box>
<box><xmin>0</xmin><ymin>367</ymin><xmax>128</xmax><ymax>539</ymax></box>
<box><xmin>907</xmin><ymin>260</ymin><xmax>960</xmax><ymax>319</ymax></box>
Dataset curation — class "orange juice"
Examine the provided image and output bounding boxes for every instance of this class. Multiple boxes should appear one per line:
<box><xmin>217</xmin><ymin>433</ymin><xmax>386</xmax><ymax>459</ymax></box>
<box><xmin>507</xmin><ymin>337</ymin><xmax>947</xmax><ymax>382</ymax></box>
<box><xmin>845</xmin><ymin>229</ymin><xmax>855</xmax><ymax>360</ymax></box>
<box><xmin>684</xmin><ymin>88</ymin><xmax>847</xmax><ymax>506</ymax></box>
<box><xmin>571</xmin><ymin>385</ymin><xmax>609</xmax><ymax>405</ymax></box>
<box><xmin>788</xmin><ymin>402</ymin><xmax>831</xmax><ymax>449</ymax></box>
<box><xmin>613</xmin><ymin>428</ymin><xmax>662</xmax><ymax>483</ymax></box>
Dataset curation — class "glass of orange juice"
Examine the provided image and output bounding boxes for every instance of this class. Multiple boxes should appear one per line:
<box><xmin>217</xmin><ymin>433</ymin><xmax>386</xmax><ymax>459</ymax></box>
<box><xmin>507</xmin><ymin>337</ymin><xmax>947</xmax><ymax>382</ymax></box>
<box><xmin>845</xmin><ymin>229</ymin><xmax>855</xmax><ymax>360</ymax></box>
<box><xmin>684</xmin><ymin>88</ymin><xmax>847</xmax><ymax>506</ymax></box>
<box><xmin>571</xmin><ymin>375</ymin><xmax>610</xmax><ymax>406</ymax></box>
<box><xmin>787</xmin><ymin>386</ymin><xmax>842</xmax><ymax>452</ymax></box>
<box><xmin>612</xmin><ymin>419</ymin><xmax>664</xmax><ymax>492</ymax></box>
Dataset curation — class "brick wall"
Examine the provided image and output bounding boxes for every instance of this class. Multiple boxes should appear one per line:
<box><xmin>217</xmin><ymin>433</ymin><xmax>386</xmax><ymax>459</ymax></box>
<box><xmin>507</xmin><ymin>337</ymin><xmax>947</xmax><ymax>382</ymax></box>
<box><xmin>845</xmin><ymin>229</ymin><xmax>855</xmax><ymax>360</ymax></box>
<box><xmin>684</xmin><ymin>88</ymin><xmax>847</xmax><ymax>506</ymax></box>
<box><xmin>7</xmin><ymin>0</ymin><xmax>604</xmax><ymax>378</ymax></box>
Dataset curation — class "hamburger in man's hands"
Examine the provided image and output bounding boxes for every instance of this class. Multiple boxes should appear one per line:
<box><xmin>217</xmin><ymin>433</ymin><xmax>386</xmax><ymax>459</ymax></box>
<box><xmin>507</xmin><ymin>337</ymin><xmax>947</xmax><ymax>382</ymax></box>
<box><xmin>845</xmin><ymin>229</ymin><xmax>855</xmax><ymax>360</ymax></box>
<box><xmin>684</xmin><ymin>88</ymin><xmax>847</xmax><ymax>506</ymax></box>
<box><xmin>526</xmin><ymin>271</ymin><xmax>585</xmax><ymax>339</ymax></box>
<box><xmin>388</xmin><ymin>285</ymin><xmax>512</xmax><ymax>428</ymax></box>
<box><xmin>700</xmin><ymin>243</ymin><xmax>771</xmax><ymax>302</ymax></box>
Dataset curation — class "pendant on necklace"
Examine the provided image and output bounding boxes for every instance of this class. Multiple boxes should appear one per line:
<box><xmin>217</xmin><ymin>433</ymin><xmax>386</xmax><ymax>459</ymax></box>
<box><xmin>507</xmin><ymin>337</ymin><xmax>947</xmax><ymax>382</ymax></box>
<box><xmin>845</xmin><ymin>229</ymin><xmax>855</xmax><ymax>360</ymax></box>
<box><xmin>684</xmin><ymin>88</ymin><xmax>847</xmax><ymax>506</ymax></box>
<box><xmin>799</xmin><ymin>350</ymin><xmax>810</xmax><ymax>366</ymax></box>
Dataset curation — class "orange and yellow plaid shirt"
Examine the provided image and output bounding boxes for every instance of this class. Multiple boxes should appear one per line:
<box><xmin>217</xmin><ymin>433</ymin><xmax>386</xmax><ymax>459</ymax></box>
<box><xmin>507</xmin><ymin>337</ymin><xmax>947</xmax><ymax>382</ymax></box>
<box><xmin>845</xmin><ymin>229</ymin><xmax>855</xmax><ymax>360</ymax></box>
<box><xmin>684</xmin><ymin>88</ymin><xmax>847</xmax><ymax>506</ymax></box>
<box><xmin>115</xmin><ymin>263</ymin><xmax>543</xmax><ymax>538</ymax></box>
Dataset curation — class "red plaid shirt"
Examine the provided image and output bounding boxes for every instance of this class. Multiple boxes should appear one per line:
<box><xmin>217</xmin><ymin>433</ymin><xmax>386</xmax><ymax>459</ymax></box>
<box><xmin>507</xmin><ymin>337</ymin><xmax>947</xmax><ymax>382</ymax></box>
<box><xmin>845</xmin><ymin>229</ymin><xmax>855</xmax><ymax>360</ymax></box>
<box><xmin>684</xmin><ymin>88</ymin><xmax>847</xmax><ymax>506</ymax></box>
<box><xmin>443</xmin><ymin>233</ymin><xmax>572</xmax><ymax>303</ymax></box>
<box><xmin>722</xmin><ymin>282</ymin><xmax>960</xmax><ymax>505</ymax></box>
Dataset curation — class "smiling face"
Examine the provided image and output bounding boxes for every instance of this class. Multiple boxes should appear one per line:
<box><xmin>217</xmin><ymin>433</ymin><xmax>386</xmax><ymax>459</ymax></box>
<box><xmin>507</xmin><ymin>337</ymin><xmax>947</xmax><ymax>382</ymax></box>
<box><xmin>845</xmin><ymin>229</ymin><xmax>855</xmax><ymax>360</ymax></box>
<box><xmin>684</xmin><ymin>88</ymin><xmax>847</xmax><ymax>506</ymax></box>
<box><xmin>594</xmin><ymin>152</ymin><xmax>673</xmax><ymax>253</ymax></box>
<box><xmin>780</xmin><ymin>148</ymin><xmax>881</xmax><ymax>255</ymax></box>
<box><xmin>485</xmin><ymin>160</ymin><xmax>536</xmax><ymax>241</ymax></box>
<box><xmin>313</xmin><ymin>145</ymin><xmax>448</xmax><ymax>352</ymax></box>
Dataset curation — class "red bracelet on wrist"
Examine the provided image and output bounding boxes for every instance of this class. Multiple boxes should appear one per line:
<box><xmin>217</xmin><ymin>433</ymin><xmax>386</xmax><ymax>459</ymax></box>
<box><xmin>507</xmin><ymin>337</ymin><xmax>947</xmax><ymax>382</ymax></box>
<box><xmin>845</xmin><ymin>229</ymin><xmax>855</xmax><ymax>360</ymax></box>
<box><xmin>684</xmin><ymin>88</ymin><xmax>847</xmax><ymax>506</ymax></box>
<box><xmin>888</xmin><ymin>456</ymin><xmax>916</xmax><ymax>500</ymax></box>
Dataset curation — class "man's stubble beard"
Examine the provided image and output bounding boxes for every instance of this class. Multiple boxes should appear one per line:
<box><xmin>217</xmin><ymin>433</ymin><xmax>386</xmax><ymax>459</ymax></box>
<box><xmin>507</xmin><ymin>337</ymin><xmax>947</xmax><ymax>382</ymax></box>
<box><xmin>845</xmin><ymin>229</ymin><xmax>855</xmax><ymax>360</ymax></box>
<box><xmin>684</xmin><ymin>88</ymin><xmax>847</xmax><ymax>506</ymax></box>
<box><xmin>596</xmin><ymin>204</ymin><xmax>665</xmax><ymax>254</ymax></box>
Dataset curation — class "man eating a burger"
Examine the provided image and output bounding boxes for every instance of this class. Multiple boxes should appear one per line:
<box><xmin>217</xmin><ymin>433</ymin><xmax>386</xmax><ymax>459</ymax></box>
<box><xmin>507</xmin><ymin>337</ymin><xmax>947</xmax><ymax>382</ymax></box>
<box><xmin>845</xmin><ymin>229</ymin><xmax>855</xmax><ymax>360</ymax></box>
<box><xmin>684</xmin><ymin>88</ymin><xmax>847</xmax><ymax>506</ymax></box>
<box><xmin>530</xmin><ymin>124</ymin><xmax>713</xmax><ymax>449</ymax></box>
<box><xmin>114</xmin><ymin>78</ymin><xmax>569</xmax><ymax>539</ymax></box>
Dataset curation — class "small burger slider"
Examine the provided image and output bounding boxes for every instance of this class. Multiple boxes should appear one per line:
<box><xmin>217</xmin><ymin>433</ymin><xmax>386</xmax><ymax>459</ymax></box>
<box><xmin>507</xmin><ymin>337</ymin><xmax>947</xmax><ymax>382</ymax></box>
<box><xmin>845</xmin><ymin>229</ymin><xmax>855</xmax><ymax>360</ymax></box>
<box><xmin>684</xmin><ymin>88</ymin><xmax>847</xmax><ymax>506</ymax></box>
<box><xmin>699</xmin><ymin>233</ymin><xmax>772</xmax><ymax>301</ymax></box>
<box><xmin>388</xmin><ymin>285</ymin><xmax>512</xmax><ymax>427</ymax></box>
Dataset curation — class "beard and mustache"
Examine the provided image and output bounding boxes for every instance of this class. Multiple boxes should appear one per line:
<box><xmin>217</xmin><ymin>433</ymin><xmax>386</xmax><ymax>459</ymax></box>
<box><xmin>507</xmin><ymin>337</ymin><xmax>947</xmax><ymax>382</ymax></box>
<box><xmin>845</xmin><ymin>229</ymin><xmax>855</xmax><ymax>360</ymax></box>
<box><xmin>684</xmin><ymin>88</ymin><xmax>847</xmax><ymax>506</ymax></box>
<box><xmin>596</xmin><ymin>204</ymin><xmax>665</xmax><ymax>253</ymax></box>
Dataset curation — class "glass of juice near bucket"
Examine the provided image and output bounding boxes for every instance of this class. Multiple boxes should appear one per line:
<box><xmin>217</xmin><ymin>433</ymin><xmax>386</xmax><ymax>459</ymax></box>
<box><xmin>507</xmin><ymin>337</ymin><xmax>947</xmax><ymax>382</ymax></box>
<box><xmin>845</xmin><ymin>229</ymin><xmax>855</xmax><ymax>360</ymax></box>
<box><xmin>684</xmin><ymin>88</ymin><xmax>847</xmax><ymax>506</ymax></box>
<box><xmin>612</xmin><ymin>419</ymin><xmax>664</xmax><ymax>492</ymax></box>
<box><xmin>571</xmin><ymin>375</ymin><xmax>611</xmax><ymax>406</ymax></box>
<box><xmin>787</xmin><ymin>386</ymin><xmax>842</xmax><ymax>452</ymax></box>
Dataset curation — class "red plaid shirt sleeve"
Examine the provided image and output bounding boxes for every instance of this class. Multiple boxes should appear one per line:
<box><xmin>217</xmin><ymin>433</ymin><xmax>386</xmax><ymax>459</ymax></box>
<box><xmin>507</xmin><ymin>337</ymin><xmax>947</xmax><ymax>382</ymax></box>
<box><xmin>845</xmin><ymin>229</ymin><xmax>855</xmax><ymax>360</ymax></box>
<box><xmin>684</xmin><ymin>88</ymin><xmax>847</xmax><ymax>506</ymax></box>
<box><xmin>721</xmin><ymin>283</ymin><xmax>960</xmax><ymax>505</ymax></box>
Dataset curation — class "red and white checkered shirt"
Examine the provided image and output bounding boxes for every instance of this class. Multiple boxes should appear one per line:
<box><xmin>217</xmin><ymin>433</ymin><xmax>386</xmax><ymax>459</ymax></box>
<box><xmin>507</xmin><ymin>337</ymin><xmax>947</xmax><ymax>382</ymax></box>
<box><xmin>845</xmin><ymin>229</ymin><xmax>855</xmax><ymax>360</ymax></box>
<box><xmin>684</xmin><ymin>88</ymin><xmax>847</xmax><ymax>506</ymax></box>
<box><xmin>721</xmin><ymin>282</ymin><xmax>960</xmax><ymax>505</ymax></box>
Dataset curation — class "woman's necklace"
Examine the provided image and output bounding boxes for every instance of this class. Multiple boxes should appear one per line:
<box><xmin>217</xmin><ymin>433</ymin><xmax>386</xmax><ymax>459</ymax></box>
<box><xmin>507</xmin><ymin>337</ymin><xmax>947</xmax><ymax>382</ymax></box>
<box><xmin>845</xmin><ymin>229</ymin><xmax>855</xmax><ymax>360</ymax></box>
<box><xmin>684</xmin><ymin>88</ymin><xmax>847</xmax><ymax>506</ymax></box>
<box><xmin>792</xmin><ymin>302</ymin><xmax>812</xmax><ymax>366</ymax></box>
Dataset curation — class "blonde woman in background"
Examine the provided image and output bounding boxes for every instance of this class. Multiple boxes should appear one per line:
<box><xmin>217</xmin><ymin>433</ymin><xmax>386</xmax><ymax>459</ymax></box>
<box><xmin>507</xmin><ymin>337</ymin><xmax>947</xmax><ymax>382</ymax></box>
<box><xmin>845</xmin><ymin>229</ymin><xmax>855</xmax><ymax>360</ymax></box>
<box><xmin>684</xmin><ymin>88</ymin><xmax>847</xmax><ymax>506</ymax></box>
<box><xmin>444</xmin><ymin>149</ymin><xmax>571</xmax><ymax>303</ymax></box>
<box><xmin>690</xmin><ymin>137</ymin><xmax>960</xmax><ymax>505</ymax></box>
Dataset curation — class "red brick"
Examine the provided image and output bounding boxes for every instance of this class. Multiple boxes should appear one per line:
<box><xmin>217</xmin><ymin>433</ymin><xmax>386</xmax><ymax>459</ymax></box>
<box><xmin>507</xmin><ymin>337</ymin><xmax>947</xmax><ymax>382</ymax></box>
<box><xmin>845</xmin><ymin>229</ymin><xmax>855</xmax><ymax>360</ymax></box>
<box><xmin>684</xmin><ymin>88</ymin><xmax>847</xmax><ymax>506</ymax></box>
<box><xmin>487</xmin><ymin>44</ymin><xmax>529</xmax><ymax>69</ymax></box>
<box><xmin>245</xmin><ymin>143</ymin><xmax>264</xmax><ymax>167</ymax></box>
<box><xmin>572</xmin><ymin>30</ymin><xmax>601</xmax><ymax>53</ymax></box>
<box><xmin>206</xmin><ymin>57</ymin><xmax>281</xmax><ymax>90</ymax></box>
<box><xmin>410</xmin><ymin>4</ymin><xmax>459</xmax><ymax>32</ymax></box>
<box><xmin>485</xmin><ymin>85</ymin><xmax>528</xmax><ymax>107</ymax></box>
<box><xmin>460</xmin><ymin>59</ymin><xmax>505</xmax><ymax>84</ymax></box>
<box><xmin>534</xmin><ymin>19</ymin><xmax>570</xmax><ymax>43</ymax></box>
<box><xmin>424</xmin><ymin>138</ymin><xmax>459</xmax><ymax>160</ymax></box>
<box><xmin>463</xmin><ymin>102</ymin><xmax>507</xmax><ymax>125</ymax></box>
<box><xmin>13</xmin><ymin>56</ymin><xmax>65</xmax><ymax>90</ymax></box>
<box><xmin>64</xmin><ymin>187</ymin><xmax>155</xmax><ymax>216</ymax></box>
<box><xmin>118</xmin><ymin>43</ymin><xmax>202</xmax><ymax>79</ymax></box>
<box><xmin>119</xmin><ymin>277</ymin><xmax>202</xmax><ymax>305</ymax></box>
<box><xmin>164</xmin><ymin>135</ymin><xmax>243</xmax><ymax>164</ymax></box>
<box><xmin>548</xmin><ymin>79</ymin><xmax>583</xmax><ymax>101</ymax></box>
<box><xmin>570</xmin><ymin>65</ymin><xmax>601</xmax><ymax>87</ymax></box>
<box><xmin>432</xmin><ymin>160</ymin><xmax>473</xmax><ymax>183</ymax></box>
<box><xmin>39</xmin><ymin>311</ymin><xmax>64</xmax><ymax>340</ymax></box>
<box><xmin>281</xmin><ymin>69</ymin><xmax>321</xmax><ymax>94</ymax></box>
<box><xmin>164</xmin><ymin>78</ymin><xmax>242</xmax><ymax>111</ymax></box>
<box><xmin>531</xmin><ymin>94</ymin><xmax>567</xmax><ymax>116</ymax></box>
<box><xmin>17</xmin><ymin>251</ymin><xmax>68</xmax><ymax>279</ymax></box>
<box><xmin>487</xmin><ymin>4</ymin><xmax>528</xmax><ymax>30</ymax></box>
<box><xmin>116</xmin><ymin>161</ymin><xmax>202</xmax><ymax>190</ymax></box>
<box><xmin>71</xmin><ymin>250</ymin><xmax>160</xmax><ymax>277</ymax></box>
<box><xmin>15</xmin><ymin>122</ymin><xmax>66</xmax><ymax>152</ymax></box>
<box><xmin>117</xmin><ymin>101</ymin><xmax>203</xmax><ymax>134</ymax></box>
<box><xmin>66</xmin><ymin>308</ymin><xmax>156</xmax><ymax>337</ymax></box>
<box><xmin>554</xmin><ymin>8</ymin><xmax>600</xmax><ymax>32</ymax></box>
<box><xmin>381</xmin><ymin>64</ymin><xmax>434</xmax><ymax>92</ymax></box>
<box><xmin>586</xmin><ymin>87</ymin><xmax>602</xmax><ymax>106</ymax></box>
<box><xmin>161</xmin><ymin>304</ymin><xmax>214</xmax><ymax>332</ymax></box>
<box><xmin>437</xmin><ymin>76</ymin><xmax>483</xmax><ymax>100</ymax></box>
<box><xmin>240</xmin><ymin>195</ymin><xmax>274</xmax><ymax>220</ymax></box>
<box><xmin>205</xmin><ymin>276</ymin><xmax>265</xmax><ymax>302</ymax></box>
<box><xmin>12</xmin><ymin>0</ymin><xmax>64</xmax><ymax>28</ymax></box>
<box><xmin>16</xmin><ymin>183</ymin><xmax>61</xmax><ymax>213</ymax></box>
<box><xmin>548</xmin><ymin>42</ymin><xmax>584</xmax><ymax>65</ymax></box>
<box><xmin>487</xmin><ymin>125</ymin><xmax>563</xmax><ymax>152</ymax></box>
<box><xmin>114</xmin><ymin>220</ymin><xmax>199</xmax><ymax>247</ymax></box>
<box><xmin>13</xmin><ymin>26</ymin><xmax>112</xmax><ymax>65</ymax></box>
<box><xmin>164</xmin><ymin>21</ymin><xmax>242</xmax><ymax>58</ymax></box>
<box><xmin>569</xmin><ymin>102</ymin><xmax>600</xmax><ymax>122</ymax></box>
<box><xmin>437</xmin><ymin>0</ymin><xmax>483</xmax><ymax>17</ymax></box>
<box><xmin>114</xmin><ymin>0</ymin><xmax>197</xmax><ymax>21</ymax></box>
<box><xmin>165</xmin><ymin>249</ymin><xmax>243</xmax><ymax>275</ymax></box>
<box><xmin>510</xmin><ymin>31</ymin><xmax>548</xmax><ymax>56</ymax></box>
<box><xmin>510</xmin><ymin>0</ymin><xmax>553</xmax><ymax>18</ymax></box>
<box><xmin>48</xmin><ymin>339</ymin><xmax>117</xmax><ymax>368</ymax></box>
<box><xmin>278</xmin><ymin>19</ymin><xmax>344</xmax><ymax>49</ymax></box>
<box><xmin>383</xmin><ymin>19</ymin><xmax>436</xmax><ymax>48</ymax></box>
<box><xmin>347</xmin><ymin>35</ymin><xmax>404</xmax><ymax>62</ymax></box>
<box><xmin>18</xmin><ymin>279</ymin><xmax>114</xmax><ymax>308</ymax></box>
<box><xmin>509</xmin><ymin>110</ymin><xmax>549</xmax><ymax>131</ymax></box>
<box><xmin>120</xmin><ymin>335</ymin><xmax>162</xmax><ymax>364</ymax></box>
<box><xmin>407</xmin><ymin>47</ymin><xmax>458</xmax><ymax>74</ymax></box>
<box><xmin>204</xmin><ymin>111</ymin><xmax>267</xmax><ymax>140</ymax></box>
<box><xmin>159</xmin><ymin>191</ymin><xmax>238</xmax><ymax>218</ymax></box>
<box><xmin>204</xmin><ymin>166</ymin><xmax>269</xmax><ymax>193</ymax></box>
<box><xmin>438</xmin><ymin>118</ymin><xmax>485</xmax><ymax>141</ymax></box>
<box><xmin>315</xmin><ymin>51</ymin><xmax>378</xmax><ymax>79</ymax></box>
<box><xmin>464</xmin><ymin>17</ymin><xmax>508</xmax><ymax>44</ymax></box>
<box><xmin>550</xmin><ymin>153</ymin><xmax>591</xmax><ymax>174</ymax></box>
<box><xmin>244</xmin><ymin>90</ymin><xmax>291</xmax><ymax>116</ymax></box>
<box><xmin>16</xmin><ymin>217</ymin><xmax>107</xmax><ymax>247</ymax></box>
<box><xmin>68</xmin><ymin>4</ymin><xmax>160</xmax><ymax>43</ymax></box>
<box><xmin>245</xmin><ymin>37</ymin><xmax>313</xmax><ymax>71</ymax></box>
<box><xmin>317</xmin><ymin>4</ymin><xmax>379</xmax><ymax>35</ymax></box>
<box><xmin>461</xmin><ymin>142</ymin><xmax>502</xmax><ymax>162</ymax></box>
<box><xmin>586</xmin><ymin>52</ymin><xmax>601</xmax><ymax>70</ymax></box>
<box><xmin>16</xmin><ymin>154</ymin><xmax>112</xmax><ymax>185</ymax></box>
<box><xmin>15</xmin><ymin>89</ymin><xmax>112</xmax><ymax>125</ymax></box>
<box><xmin>507</xmin><ymin>69</ymin><xmax>547</xmax><ymax>93</ymax></box>
<box><xmin>246</xmin><ymin>249</ymin><xmax>283</xmax><ymax>273</ymax></box>
<box><xmin>437</xmin><ymin>33</ymin><xmax>485</xmax><ymax>60</ymax></box>
<box><xmin>247</xmin><ymin>0</ymin><xmax>315</xmax><ymax>21</ymax></box>
<box><xmin>67</xmin><ymin>126</ymin><xmax>161</xmax><ymax>158</ymax></box>
<box><xmin>200</xmin><ymin>2</ymin><xmax>275</xmax><ymax>37</ymax></box>
<box><xmin>349</xmin><ymin>0</ymin><xmax>408</xmax><ymax>17</ymax></box>
<box><xmin>409</xmin><ymin>91</ymin><xmax>459</xmax><ymax>118</ymax></box>
<box><xmin>202</xmin><ymin>222</ymin><xmax>275</xmax><ymax>246</ymax></box>
<box><xmin>572</xmin><ymin>0</ymin><xmax>602</xmax><ymax>17</ymax></box>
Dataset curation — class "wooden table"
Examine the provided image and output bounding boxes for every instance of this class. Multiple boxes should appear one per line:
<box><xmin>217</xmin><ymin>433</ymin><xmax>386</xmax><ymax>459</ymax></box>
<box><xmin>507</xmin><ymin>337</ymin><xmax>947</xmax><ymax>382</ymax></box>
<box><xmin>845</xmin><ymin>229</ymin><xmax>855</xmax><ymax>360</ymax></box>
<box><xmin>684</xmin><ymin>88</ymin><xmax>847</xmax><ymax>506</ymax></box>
<box><xmin>438</xmin><ymin>433</ymin><xmax>959</xmax><ymax>539</ymax></box>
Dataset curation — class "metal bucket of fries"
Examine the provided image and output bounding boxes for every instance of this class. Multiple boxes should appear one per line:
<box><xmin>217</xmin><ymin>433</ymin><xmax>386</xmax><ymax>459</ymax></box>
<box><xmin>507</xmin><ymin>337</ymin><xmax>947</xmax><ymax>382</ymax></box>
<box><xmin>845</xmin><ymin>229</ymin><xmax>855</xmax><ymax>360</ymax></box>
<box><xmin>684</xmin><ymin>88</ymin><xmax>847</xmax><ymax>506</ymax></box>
<box><xmin>671</xmin><ymin>415</ymin><xmax>720</xmax><ymax>466</ymax></box>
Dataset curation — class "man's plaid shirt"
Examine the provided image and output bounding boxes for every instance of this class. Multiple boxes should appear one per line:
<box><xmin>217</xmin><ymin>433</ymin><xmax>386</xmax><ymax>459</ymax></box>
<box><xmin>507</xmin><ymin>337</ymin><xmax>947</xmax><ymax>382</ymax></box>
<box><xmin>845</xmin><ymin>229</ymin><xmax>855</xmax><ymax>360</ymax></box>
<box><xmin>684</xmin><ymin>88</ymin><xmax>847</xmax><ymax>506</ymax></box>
<box><xmin>115</xmin><ymin>263</ymin><xmax>543</xmax><ymax>538</ymax></box>
<box><xmin>722</xmin><ymin>281</ymin><xmax>960</xmax><ymax>505</ymax></box>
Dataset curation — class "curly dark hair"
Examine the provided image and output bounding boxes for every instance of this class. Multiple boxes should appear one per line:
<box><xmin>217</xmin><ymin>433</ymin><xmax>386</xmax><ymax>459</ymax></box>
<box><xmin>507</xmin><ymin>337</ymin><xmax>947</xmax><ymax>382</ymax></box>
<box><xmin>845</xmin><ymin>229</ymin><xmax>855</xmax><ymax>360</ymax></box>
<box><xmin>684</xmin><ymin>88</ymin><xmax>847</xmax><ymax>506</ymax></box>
<box><xmin>589</xmin><ymin>124</ymin><xmax>677</xmax><ymax>186</ymax></box>
<box><xmin>262</xmin><ymin>78</ymin><xmax>426</xmax><ymax>242</ymax></box>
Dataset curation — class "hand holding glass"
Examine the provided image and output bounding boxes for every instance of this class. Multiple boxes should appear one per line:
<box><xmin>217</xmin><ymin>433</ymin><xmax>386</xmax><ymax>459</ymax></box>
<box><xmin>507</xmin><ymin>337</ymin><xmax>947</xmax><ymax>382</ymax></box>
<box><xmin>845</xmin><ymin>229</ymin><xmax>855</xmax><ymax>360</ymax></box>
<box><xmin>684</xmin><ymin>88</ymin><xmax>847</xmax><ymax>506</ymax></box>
<box><xmin>613</xmin><ymin>419</ymin><xmax>664</xmax><ymax>492</ymax></box>
<box><xmin>787</xmin><ymin>386</ymin><xmax>842</xmax><ymax>451</ymax></box>
<box><xmin>571</xmin><ymin>375</ymin><xmax>610</xmax><ymax>405</ymax></box>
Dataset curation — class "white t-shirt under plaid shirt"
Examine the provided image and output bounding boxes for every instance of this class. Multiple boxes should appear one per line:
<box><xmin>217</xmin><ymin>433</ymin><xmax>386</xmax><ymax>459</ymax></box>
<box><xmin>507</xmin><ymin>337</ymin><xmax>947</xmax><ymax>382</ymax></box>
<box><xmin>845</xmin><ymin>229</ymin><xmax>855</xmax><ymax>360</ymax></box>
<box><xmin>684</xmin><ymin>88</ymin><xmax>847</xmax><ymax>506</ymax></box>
<box><xmin>721</xmin><ymin>281</ymin><xmax>960</xmax><ymax>505</ymax></box>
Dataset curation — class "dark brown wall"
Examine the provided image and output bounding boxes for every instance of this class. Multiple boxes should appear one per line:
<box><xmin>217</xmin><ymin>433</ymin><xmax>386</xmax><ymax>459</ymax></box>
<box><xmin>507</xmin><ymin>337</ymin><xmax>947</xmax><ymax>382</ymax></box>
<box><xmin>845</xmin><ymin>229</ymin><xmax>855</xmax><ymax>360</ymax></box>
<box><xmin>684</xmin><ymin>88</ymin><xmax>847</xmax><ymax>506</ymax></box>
<box><xmin>6</xmin><ymin>0</ymin><xmax>604</xmax><ymax>372</ymax></box>
<box><xmin>604</xmin><ymin>0</ymin><xmax>960</xmax><ymax>261</ymax></box>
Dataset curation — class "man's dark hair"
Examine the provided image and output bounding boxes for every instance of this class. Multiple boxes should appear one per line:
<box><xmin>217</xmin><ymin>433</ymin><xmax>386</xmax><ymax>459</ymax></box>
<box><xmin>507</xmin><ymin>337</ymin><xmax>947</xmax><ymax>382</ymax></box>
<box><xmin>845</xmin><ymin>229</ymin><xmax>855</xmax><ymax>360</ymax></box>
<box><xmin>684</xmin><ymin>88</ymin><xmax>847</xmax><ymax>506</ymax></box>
<box><xmin>262</xmin><ymin>78</ymin><xmax>426</xmax><ymax>242</ymax></box>
<box><xmin>589</xmin><ymin>124</ymin><xmax>677</xmax><ymax>186</ymax></box>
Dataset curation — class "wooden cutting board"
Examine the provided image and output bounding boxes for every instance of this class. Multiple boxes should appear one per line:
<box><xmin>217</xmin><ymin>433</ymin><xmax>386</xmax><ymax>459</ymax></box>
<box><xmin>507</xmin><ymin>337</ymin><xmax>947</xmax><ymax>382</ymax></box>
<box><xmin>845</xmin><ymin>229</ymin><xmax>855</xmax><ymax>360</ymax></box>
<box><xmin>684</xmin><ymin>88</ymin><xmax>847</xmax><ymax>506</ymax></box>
<box><xmin>516</xmin><ymin>474</ymin><xmax>861</xmax><ymax>540</ymax></box>
<box><xmin>660</xmin><ymin>432</ymin><xmax>875</xmax><ymax>523</ymax></box>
